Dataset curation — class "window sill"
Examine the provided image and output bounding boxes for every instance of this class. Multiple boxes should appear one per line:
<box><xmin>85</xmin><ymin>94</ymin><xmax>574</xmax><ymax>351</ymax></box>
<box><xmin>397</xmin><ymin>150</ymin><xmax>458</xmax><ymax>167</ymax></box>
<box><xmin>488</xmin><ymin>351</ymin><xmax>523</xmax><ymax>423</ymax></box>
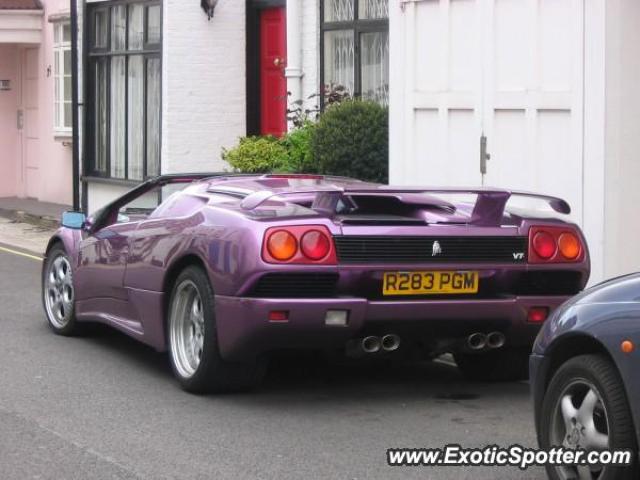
<box><xmin>48</xmin><ymin>12</ymin><xmax>71</xmax><ymax>23</ymax></box>
<box><xmin>82</xmin><ymin>176</ymin><xmax>143</xmax><ymax>188</ymax></box>
<box><xmin>54</xmin><ymin>132</ymin><xmax>73</xmax><ymax>144</ymax></box>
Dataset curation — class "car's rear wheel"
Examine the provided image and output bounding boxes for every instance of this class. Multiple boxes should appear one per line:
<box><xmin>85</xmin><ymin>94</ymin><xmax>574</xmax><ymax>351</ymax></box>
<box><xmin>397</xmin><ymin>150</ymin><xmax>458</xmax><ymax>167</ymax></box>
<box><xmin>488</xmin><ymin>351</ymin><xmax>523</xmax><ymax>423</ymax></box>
<box><xmin>167</xmin><ymin>266</ymin><xmax>265</xmax><ymax>393</ymax></box>
<box><xmin>42</xmin><ymin>244</ymin><xmax>81</xmax><ymax>336</ymax></box>
<box><xmin>454</xmin><ymin>347</ymin><xmax>529</xmax><ymax>382</ymax></box>
<box><xmin>539</xmin><ymin>354</ymin><xmax>637</xmax><ymax>480</ymax></box>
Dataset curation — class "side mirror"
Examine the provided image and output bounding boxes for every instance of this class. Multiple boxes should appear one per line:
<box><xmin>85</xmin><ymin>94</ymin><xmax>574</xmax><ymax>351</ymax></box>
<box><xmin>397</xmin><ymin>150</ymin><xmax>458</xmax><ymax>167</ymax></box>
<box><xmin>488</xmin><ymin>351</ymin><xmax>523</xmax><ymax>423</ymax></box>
<box><xmin>61</xmin><ymin>211</ymin><xmax>87</xmax><ymax>230</ymax></box>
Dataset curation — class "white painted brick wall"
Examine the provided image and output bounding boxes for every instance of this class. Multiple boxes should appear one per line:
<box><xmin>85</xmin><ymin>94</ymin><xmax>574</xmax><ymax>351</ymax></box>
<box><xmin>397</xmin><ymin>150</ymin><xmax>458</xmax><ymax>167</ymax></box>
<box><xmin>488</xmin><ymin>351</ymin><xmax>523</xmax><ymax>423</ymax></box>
<box><xmin>161</xmin><ymin>0</ymin><xmax>246</xmax><ymax>174</ymax></box>
<box><xmin>83</xmin><ymin>0</ymin><xmax>323</xmax><ymax>213</ymax></box>
<box><xmin>300</xmin><ymin>0</ymin><xmax>320</xmax><ymax>117</ymax></box>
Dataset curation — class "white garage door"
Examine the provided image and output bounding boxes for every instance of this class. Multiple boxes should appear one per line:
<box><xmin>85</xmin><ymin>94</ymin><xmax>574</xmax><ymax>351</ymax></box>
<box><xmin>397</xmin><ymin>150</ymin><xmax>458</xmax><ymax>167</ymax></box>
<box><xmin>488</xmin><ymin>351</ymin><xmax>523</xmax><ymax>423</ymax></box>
<box><xmin>390</xmin><ymin>0</ymin><xmax>584</xmax><ymax>223</ymax></box>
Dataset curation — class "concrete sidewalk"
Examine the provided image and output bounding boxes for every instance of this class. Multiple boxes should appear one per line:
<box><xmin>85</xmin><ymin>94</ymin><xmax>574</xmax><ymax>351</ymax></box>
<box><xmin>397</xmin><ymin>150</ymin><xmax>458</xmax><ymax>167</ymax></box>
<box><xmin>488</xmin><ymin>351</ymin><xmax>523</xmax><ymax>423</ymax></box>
<box><xmin>0</xmin><ymin>197</ymin><xmax>69</xmax><ymax>230</ymax></box>
<box><xmin>0</xmin><ymin>218</ymin><xmax>52</xmax><ymax>257</ymax></box>
<box><xmin>0</xmin><ymin>198</ymin><xmax>66</xmax><ymax>256</ymax></box>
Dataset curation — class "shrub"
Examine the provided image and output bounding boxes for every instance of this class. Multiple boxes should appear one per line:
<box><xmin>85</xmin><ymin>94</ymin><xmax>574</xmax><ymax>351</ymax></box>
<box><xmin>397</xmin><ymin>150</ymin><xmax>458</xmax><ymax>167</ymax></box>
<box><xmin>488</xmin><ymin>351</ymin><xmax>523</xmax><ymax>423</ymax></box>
<box><xmin>221</xmin><ymin>136</ymin><xmax>289</xmax><ymax>173</ymax></box>
<box><xmin>280</xmin><ymin>121</ymin><xmax>317</xmax><ymax>173</ymax></box>
<box><xmin>312</xmin><ymin>100</ymin><xmax>388</xmax><ymax>183</ymax></box>
<box><xmin>323</xmin><ymin>83</ymin><xmax>351</xmax><ymax>106</ymax></box>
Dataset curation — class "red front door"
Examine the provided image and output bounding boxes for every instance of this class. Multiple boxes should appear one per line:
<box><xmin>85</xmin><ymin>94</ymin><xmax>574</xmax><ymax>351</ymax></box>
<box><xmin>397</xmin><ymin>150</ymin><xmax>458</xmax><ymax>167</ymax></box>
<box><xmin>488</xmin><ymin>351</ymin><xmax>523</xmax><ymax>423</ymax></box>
<box><xmin>259</xmin><ymin>7</ymin><xmax>287</xmax><ymax>137</ymax></box>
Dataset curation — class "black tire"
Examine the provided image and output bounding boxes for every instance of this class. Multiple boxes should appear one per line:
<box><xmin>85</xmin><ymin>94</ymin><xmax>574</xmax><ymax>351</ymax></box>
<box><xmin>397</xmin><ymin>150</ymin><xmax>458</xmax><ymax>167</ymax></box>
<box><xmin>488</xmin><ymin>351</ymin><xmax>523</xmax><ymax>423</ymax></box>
<box><xmin>454</xmin><ymin>348</ymin><xmax>529</xmax><ymax>382</ymax></box>
<box><xmin>167</xmin><ymin>266</ymin><xmax>265</xmax><ymax>394</ymax></box>
<box><xmin>42</xmin><ymin>243</ymin><xmax>82</xmax><ymax>336</ymax></box>
<box><xmin>539</xmin><ymin>355</ymin><xmax>637</xmax><ymax>480</ymax></box>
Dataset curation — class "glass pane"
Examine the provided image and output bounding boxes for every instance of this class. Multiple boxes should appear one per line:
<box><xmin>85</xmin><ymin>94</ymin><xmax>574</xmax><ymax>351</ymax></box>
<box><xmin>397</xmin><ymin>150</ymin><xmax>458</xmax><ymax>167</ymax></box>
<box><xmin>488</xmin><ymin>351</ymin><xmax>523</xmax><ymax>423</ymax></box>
<box><xmin>63</xmin><ymin>49</ymin><xmax>71</xmax><ymax>74</ymax></box>
<box><xmin>64</xmin><ymin>102</ymin><xmax>72</xmax><ymax>129</ymax></box>
<box><xmin>323</xmin><ymin>30</ymin><xmax>355</xmax><ymax>97</ymax></box>
<box><xmin>94</xmin><ymin>60</ymin><xmax>108</xmax><ymax>173</ymax></box>
<box><xmin>110</xmin><ymin>56</ymin><xmax>126</xmax><ymax>178</ymax></box>
<box><xmin>54</xmin><ymin>23</ymin><xmax>61</xmax><ymax>43</ymax></box>
<box><xmin>128</xmin><ymin>4</ymin><xmax>144</xmax><ymax>51</ymax></box>
<box><xmin>62</xmin><ymin>23</ymin><xmax>71</xmax><ymax>42</ymax></box>
<box><xmin>111</xmin><ymin>5</ymin><xmax>126</xmax><ymax>51</ymax></box>
<box><xmin>64</xmin><ymin>76</ymin><xmax>72</xmax><ymax>102</ymax></box>
<box><xmin>360</xmin><ymin>31</ymin><xmax>389</xmax><ymax>105</ymax></box>
<box><xmin>94</xmin><ymin>10</ymin><xmax>108</xmax><ymax>48</ymax></box>
<box><xmin>54</xmin><ymin>51</ymin><xmax>59</xmax><ymax>78</ymax></box>
<box><xmin>55</xmin><ymin>99</ymin><xmax>60</xmax><ymax>129</ymax></box>
<box><xmin>147</xmin><ymin>5</ymin><xmax>161</xmax><ymax>45</ymax></box>
<box><xmin>324</xmin><ymin>0</ymin><xmax>354</xmax><ymax>22</ymax></box>
<box><xmin>146</xmin><ymin>57</ymin><xmax>161</xmax><ymax>177</ymax></box>
<box><xmin>358</xmin><ymin>0</ymin><xmax>388</xmax><ymax>19</ymax></box>
<box><xmin>128</xmin><ymin>56</ymin><xmax>144</xmax><ymax>181</ymax></box>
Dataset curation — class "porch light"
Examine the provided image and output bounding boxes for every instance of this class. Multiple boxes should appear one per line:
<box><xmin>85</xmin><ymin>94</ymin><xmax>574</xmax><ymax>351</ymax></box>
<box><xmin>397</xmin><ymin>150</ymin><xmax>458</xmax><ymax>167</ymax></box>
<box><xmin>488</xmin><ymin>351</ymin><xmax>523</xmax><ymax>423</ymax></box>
<box><xmin>201</xmin><ymin>0</ymin><xmax>218</xmax><ymax>20</ymax></box>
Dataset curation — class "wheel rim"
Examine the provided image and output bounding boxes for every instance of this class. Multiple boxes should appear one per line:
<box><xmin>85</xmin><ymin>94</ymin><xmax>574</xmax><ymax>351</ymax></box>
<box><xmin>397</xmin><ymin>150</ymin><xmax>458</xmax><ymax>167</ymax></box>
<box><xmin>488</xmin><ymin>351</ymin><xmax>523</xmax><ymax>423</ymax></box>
<box><xmin>169</xmin><ymin>280</ymin><xmax>205</xmax><ymax>379</ymax></box>
<box><xmin>44</xmin><ymin>254</ymin><xmax>74</xmax><ymax>329</ymax></box>
<box><xmin>550</xmin><ymin>379</ymin><xmax>610</xmax><ymax>480</ymax></box>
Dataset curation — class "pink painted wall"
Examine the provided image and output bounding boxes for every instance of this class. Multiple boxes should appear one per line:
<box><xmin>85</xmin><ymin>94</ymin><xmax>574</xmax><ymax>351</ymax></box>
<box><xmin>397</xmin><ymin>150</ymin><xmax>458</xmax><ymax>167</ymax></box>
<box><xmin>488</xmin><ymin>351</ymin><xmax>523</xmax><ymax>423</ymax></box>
<box><xmin>0</xmin><ymin>45</ymin><xmax>19</xmax><ymax>198</ymax></box>
<box><xmin>36</xmin><ymin>0</ymin><xmax>73</xmax><ymax>205</ymax></box>
<box><xmin>0</xmin><ymin>0</ymin><xmax>73</xmax><ymax>205</ymax></box>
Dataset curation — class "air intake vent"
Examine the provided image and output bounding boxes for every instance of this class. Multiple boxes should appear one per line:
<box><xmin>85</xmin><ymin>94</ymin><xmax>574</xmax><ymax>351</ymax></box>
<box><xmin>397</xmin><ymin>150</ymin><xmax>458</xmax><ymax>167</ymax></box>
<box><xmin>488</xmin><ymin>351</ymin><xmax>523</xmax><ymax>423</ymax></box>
<box><xmin>250</xmin><ymin>273</ymin><xmax>339</xmax><ymax>298</ymax></box>
<box><xmin>334</xmin><ymin>236</ymin><xmax>528</xmax><ymax>264</ymax></box>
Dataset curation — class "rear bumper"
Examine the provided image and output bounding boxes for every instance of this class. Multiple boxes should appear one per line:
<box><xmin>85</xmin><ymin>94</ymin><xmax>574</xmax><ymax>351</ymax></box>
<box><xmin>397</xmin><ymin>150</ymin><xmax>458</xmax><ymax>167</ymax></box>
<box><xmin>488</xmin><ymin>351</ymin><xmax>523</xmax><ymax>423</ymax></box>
<box><xmin>215</xmin><ymin>295</ymin><xmax>570</xmax><ymax>361</ymax></box>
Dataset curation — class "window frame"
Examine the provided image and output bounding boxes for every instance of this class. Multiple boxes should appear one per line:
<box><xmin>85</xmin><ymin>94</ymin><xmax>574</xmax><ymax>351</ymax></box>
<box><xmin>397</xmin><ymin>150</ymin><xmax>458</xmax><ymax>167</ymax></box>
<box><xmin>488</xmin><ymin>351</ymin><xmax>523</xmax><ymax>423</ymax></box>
<box><xmin>53</xmin><ymin>21</ymin><xmax>72</xmax><ymax>136</ymax></box>
<box><xmin>319</xmin><ymin>0</ymin><xmax>389</xmax><ymax>108</ymax></box>
<box><xmin>85</xmin><ymin>0</ymin><xmax>162</xmax><ymax>183</ymax></box>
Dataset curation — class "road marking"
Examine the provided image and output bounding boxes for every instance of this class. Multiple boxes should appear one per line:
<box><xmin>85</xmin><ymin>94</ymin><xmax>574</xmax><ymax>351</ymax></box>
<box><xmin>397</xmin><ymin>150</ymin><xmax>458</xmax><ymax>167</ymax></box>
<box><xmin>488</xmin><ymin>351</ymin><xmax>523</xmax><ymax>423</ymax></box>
<box><xmin>0</xmin><ymin>245</ymin><xmax>43</xmax><ymax>262</ymax></box>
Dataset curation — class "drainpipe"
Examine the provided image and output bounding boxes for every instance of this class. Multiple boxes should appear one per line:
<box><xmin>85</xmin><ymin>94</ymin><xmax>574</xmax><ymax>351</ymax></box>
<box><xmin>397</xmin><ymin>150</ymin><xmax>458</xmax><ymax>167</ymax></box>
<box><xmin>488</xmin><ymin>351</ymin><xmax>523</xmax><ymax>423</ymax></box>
<box><xmin>70</xmin><ymin>0</ymin><xmax>80</xmax><ymax>211</ymax></box>
<box><xmin>285</xmin><ymin>0</ymin><xmax>303</xmax><ymax>131</ymax></box>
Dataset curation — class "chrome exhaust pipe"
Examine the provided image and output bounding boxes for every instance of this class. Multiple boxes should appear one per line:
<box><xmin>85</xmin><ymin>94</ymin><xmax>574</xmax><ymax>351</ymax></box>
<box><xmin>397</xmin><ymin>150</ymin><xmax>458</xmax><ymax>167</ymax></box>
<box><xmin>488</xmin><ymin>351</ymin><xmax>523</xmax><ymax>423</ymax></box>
<box><xmin>467</xmin><ymin>333</ymin><xmax>487</xmax><ymax>351</ymax></box>
<box><xmin>362</xmin><ymin>336</ymin><xmax>382</xmax><ymax>354</ymax></box>
<box><xmin>486</xmin><ymin>331</ymin><xmax>506</xmax><ymax>349</ymax></box>
<box><xmin>381</xmin><ymin>334</ymin><xmax>401</xmax><ymax>352</ymax></box>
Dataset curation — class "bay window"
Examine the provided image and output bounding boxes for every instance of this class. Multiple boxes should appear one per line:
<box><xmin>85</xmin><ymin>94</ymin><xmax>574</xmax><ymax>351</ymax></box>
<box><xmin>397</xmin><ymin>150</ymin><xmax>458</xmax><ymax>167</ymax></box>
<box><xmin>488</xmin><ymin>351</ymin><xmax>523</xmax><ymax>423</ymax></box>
<box><xmin>87</xmin><ymin>1</ymin><xmax>161</xmax><ymax>181</ymax></box>
<box><xmin>321</xmin><ymin>0</ymin><xmax>389</xmax><ymax>105</ymax></box>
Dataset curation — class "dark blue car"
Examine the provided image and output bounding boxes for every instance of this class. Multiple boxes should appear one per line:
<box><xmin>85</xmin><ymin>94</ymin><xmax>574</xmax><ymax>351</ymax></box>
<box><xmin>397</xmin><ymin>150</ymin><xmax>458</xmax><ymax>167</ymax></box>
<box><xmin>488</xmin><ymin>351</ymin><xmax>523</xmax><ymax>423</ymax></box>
<box><xmin>531</xmin><ymin>274</ymin><xmax>640</xmax><ymax>479</ymax></box>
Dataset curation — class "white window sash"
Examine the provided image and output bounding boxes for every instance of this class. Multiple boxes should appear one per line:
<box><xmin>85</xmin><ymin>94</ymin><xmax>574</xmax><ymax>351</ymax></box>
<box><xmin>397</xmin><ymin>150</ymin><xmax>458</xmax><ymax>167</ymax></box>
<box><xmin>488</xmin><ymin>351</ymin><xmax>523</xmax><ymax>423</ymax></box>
<box><xmin>53</xmin><ymin>22</ymin><xmax>72</xmax><ymax>135</ymax></box>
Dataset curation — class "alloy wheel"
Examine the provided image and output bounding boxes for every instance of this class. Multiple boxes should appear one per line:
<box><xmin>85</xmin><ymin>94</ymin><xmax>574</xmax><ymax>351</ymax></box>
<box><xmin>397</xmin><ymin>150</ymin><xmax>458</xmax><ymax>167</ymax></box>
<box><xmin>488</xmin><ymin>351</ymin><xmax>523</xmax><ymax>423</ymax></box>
<box><xmin>550</xmin><ymin>379</ymin><xmax>609</xmax><ymax>480</ymax></box>
<box><xmin>44</xmin><ymin>254</ymin><xmax>75</xmax><ymax>329</ymax></box>
<box><xmin>169</xmin><ymin>280</ymin><xmax>206</xmax><ymax>379</ymax></box>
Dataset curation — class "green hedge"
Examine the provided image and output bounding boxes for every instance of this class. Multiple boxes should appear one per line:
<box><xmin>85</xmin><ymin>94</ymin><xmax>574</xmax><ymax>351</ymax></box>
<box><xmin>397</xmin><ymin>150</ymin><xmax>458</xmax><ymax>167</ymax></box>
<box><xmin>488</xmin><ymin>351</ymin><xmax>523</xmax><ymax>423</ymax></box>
<box><xmin>221</xmin><ymin>136</ymin><xmax>288</xmax><ymax>173</ymax></box>
<box><xmin>280</xmin><ymin>121</ymin><xmax>317</xmax><ymax>173</ymax></box>
<box><xmin>312</xmin><ymin>100</ymin><xmax>388</xmax><ymax>183</ymax></box>
<box><xmin>222</xmin><ymin>99</ymin><xmax>389</xmax><ymax>182</ymax></box>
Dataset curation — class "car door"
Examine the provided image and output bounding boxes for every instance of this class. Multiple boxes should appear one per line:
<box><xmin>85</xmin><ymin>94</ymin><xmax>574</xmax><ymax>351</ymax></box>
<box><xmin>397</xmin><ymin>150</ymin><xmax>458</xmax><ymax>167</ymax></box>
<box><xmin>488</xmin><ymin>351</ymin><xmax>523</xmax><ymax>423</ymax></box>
<box><xmin>74</xmin><ymin>185</ymin><xmax>164</xmax><ymax>302</ymax></box>
<box><xmin>73</xmin><ymin>177</ymin><xmax>207</xmax><ymax>304</ymax></box>
<box><xmin>75</xmin><ymin>220</ymin><xmax>141</xmax><ymax>302</ymax></box>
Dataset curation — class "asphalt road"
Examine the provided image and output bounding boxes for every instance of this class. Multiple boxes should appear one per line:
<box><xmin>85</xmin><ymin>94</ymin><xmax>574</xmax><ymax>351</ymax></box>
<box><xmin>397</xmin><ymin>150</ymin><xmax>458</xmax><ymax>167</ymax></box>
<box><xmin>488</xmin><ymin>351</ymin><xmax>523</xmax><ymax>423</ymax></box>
<box><xmin>0</xmin><ymin>247</ymin><xmax>546</xmax><ymax>480</ymax></box>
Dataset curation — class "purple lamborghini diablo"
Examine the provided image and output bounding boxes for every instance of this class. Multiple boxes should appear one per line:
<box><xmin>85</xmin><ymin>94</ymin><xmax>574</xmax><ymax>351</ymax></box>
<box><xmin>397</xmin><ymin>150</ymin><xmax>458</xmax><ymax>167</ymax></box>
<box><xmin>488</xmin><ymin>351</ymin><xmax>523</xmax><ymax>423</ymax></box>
<box><xmin>42</xmin><ymin>173</ymin><xmax>590</xmax><ymax>392</ymax></box>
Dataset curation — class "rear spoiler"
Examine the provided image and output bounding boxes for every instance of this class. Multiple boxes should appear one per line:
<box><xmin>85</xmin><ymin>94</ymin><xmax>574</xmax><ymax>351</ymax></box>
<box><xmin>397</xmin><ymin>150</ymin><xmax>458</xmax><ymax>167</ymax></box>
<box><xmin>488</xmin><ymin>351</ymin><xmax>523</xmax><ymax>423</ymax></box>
<box><xmin>240</xmin><ymin>187</ymin><xmax>571</xmax><ymax>226</ymax></box>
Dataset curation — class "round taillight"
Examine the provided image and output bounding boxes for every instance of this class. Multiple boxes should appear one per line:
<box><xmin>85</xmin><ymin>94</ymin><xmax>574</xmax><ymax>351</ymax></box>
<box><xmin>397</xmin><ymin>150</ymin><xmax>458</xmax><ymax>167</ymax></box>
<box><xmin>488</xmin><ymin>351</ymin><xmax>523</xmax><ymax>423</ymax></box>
<box><xmin>533</xmin><ymin>231</ymin><xmax>556</xmax><ymax>259</ymax></box>
<box><xmin>558</xmin><ymin>232</ymin><xmax>581</xmax><ymax>260</ymax></box>
<box><xmin>267</xmin><ymin>230</ymin><xmax>297</xmax><ymax>261</ymax></box>
<box><xmin>300</xmin><ymin>230</ymin><xmax>330</xmax><ymax>260</ymax></box>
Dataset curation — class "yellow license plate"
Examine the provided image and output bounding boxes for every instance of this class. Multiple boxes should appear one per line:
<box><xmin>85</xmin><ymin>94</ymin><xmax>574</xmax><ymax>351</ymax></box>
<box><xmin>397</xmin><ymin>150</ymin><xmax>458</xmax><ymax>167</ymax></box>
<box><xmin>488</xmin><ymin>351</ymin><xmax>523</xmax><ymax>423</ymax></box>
<box><xmin>382</xmin><ymin>271</ymin><xmax>479</xmax><ymax>296</ymax></box>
